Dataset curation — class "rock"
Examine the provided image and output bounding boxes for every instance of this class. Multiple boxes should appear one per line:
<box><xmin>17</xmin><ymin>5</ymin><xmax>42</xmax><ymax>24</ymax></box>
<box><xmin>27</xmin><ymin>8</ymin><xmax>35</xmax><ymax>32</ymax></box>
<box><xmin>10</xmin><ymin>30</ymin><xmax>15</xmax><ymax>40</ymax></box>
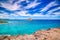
<box><xmin>9</xmin><ymin>36</ymin><xmax>16</xmax><ymax>40</ymax></box>
<box><xmin>0</xmin><ymin>36</ymin><xmax>9</xmax><ymax>40</ymax></box>
<box><xmin>16</xmin><ymin>35</ymin><xmax>24</xmax><ymax>40</ymax></box>
<box><xmin>0</xmin><ymin>36</ymin><xmax>5</xmax><ymax>40</ymax></box>
<box><xmin>3</xmin><ymin>38</ymin><xmax>9</xmax><ymax>40</ymax></box>
<box><xmin>0</xmin><ymin>28</ymin><xmax>60</xmax><ymax>40</ymax></box>
<box><xmin>34</xmin><ymin>28</ymin><xmax>60</xmax><ymax>40</ymax></box>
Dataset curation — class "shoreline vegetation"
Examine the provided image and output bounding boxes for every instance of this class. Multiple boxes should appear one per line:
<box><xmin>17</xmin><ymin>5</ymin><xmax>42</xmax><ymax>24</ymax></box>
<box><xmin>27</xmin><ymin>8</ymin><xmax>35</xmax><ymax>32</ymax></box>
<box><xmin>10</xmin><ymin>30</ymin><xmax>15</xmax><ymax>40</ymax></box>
<box><xmin>0</xmin><ymin>20</ymin><xmax>8</xmax><ymax>24</ymax></box>
<box><xmin>0</xmin><ymin>28</ymin><xmax>60</xmax><ymax>40</ymax></box>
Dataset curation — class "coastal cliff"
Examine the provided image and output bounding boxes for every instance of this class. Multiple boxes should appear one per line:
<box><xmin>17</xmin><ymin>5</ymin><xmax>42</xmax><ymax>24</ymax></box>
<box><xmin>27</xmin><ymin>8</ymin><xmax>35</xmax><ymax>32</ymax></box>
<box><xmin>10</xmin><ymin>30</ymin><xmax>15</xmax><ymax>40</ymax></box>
<box><xmin>0</xmin><ymin>28</ymin><xmax>60</xmax><ymax>40</ymax></box>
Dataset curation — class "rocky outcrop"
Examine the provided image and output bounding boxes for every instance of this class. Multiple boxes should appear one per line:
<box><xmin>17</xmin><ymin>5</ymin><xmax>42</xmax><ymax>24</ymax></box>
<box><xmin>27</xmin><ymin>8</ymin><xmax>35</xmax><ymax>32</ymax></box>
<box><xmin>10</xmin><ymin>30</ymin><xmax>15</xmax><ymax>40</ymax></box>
<box><xmin>0</xmin><ymin>28</ymin><xmax>60</xmax><ymax>40</ymax></box>
<box><xmin>34</xmin><ymin>28</ymin><xmax>60</xmax><ymax>40</ymax></box>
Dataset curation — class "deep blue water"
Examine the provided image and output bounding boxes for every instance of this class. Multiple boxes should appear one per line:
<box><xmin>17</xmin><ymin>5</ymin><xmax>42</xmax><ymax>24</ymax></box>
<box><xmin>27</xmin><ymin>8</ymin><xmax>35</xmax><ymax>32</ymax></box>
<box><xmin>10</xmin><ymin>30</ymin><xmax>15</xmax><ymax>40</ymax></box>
<box><xmin>0</xmin><ymin>20</ymin><xmax>60</xmax><ymax>36</ymax></box>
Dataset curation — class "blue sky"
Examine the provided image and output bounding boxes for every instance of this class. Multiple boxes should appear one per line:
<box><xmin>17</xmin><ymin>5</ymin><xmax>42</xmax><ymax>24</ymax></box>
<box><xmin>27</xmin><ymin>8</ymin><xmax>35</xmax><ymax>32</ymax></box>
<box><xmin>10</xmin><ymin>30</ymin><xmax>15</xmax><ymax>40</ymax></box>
<box><xmin>0</xmin><ymin>0</ymin><xmax>60</xmax><ymax>19</ymax></box>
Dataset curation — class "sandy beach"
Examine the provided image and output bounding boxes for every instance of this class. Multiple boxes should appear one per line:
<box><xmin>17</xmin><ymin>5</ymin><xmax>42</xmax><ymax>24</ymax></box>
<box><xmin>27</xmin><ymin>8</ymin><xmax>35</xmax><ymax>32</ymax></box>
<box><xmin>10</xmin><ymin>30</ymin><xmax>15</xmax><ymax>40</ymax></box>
<box><xmin>0</xmin><ymin>28</ymin><xmax>60</xmax><ymax>40</ymax></box>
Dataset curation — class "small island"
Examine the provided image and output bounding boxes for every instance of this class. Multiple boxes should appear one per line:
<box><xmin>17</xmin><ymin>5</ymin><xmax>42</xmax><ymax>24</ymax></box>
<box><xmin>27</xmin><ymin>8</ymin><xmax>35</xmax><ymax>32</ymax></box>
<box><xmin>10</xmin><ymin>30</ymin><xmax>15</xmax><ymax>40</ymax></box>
<box><xmin>0</xmin><ymin>20</ymin><xmax>8</xmax><ymax>24</ymax></box>
<box><xmin>27</xmin><ymin>18</ymin><xmax>32</xmax><ymax>21</ymax></box>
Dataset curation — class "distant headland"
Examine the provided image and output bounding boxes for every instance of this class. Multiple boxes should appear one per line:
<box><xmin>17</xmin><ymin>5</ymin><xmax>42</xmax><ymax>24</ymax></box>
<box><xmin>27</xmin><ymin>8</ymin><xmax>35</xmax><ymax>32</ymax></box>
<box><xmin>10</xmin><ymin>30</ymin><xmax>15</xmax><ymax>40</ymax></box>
<box><xmin>0</xmin><ymin>20</ymin><xmax>8</xmax><ymax>24</ymax></box>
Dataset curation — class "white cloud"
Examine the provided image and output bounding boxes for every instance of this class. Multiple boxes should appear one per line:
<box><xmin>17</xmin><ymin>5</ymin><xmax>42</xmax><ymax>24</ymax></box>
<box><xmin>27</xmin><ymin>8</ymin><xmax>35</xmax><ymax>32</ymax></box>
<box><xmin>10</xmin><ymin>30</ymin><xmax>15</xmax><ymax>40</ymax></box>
<box><xmin>8</xmin><ymin>0</ymin><xmax>14</xmax><ymax>4</ymax></box>
<box><xmin>1</xmin><ymin>0</ymin><xmax>40</xmax><ymax>11</ymax></box>
<box><xmin>47</xmin><ymin>7</ymin><xmax>60</xmax><ymax>15</ymax></box>
<box><xmin>8</xmin><ymin>0</ymin><xmax>25</xmax><ymax>4</ymax></box>
<box><xmin>41</xmin><ymin>1</ymin><xmax>58</xmax><ymax>12</ymax></box>
<box><xmin>0</xmin><ymin>13</ymin><xmax>9</xmax><ymax>19</ymax></box>
<box><xmin>31</xmin><ymin>15</ymin><xmax>60</xmax><ymax>19</ymax></box>
<box><xmin>0</xmin><ymin>0</ymin><xmax>60</xmax><ymax>19</ymax></box>
<box><xmin>53</xmin><ymin>12</ymin><xmax>60</xmax><ymax>15</ymax></box>
<box><xmin>10</xmin><ymin>14</ymin><xmax>19</xmax><ymax>17</ymax></box>
<box><xmin>0</xmin><ymin>12</ymin><xmax>60</xmax><ymax>19</ymax></box>
<box><xmin>0</xmin><ymin>0</ymin><xmax>26</xmax><ymax>11</ymax></box>
<box><xmin>25</xmin><ymin>0</ymin><xmax>30</xmax><ymax>3</ymax></box>
<box><xmin>0</xmin><ymin>2</ymin><xmax>20</xmax><ymax>11</ymax></box>
<box><xmin>16</xmin><ymin>11</ymin><xmax>32</xmax><ymax>16</ymax></box>
<box><xmin>0</xmin><ymin>0</ymin><xmax>40</xmax><ymax>11</ymax></box>
<box><xmin>0</xmin><ymin>12</ymin><xmax>19</xmax><ymax>19</ymax></box>
<box><xmin>32</xmin><ymin>13</ymin><xmax>43</xmax><ymax>16</ymax></box>
<box><xmin>25</xmin><ymin>0</ymin><xmax>41</xmax><ymax>9</ymax></box>
<box><xmin>16</xmin><ymin>0</ymin><xmax>25</xmax><ymax>3</ymax></box>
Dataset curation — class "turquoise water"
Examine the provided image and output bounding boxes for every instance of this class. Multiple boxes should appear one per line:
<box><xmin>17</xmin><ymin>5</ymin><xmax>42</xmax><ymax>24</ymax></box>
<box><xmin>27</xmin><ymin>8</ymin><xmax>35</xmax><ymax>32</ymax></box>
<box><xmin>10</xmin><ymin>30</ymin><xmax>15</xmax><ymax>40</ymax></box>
<box><xmin>0</xmin><ymin>20</ymin><xmax>60</xmax><ymax>36</ymax></box>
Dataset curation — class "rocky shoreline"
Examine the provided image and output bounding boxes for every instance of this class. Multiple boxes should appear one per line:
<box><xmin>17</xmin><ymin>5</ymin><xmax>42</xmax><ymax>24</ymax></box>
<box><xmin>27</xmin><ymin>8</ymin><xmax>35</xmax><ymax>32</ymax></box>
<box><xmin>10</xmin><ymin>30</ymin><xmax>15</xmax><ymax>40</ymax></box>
<box><xmin>0</xmin><ymin>28</ymin><xmax>60</xmax><ymax>40</ymax></box>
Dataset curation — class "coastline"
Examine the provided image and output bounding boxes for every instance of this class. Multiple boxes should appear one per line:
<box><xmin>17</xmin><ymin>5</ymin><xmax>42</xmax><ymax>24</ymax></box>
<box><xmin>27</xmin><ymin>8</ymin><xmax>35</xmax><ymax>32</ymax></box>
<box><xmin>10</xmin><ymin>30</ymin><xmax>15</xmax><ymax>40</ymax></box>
<box><xmin>0</xmin><ymin>20</ymin><xmax>8</xmax><ymax>24</ymax></box>
<box><xmin>0</xmin><ymin>28</ymin><xmax>60</xmax><ymax>40</ymax></box>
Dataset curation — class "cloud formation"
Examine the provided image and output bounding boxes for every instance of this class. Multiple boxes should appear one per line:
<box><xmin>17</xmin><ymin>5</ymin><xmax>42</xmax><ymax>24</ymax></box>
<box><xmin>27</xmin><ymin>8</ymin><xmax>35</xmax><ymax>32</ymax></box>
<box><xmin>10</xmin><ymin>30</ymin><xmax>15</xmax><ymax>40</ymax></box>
<box><xmin>25</xmin><ymin>0</ymin><xmax>41</xmax><ymax>9</ymax></box>
<box><xmin>47</xmin><ymin>7</ymin><xmax>60</xmax><ymax>15</ymax></box>
<box><xmin>41</xmin><ymin>1</ymin><xmax>58</xmax><ymax>12</ymax></box>
<box><xmin>0</xmin><ymin>0</ymin><xmax>60</xmax><ymax>19</ymax></box>
<box><xmin>0</xmin><ymin>1</ymin><xmax>20</xmax><ymax>11</ymax></box>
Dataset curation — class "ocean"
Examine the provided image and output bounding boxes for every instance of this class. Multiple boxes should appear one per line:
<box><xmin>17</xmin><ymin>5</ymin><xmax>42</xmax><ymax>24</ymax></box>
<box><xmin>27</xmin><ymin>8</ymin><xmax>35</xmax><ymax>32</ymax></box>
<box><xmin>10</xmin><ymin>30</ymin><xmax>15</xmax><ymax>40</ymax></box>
<box><xmin>0</xmin><ymin>20</ymin><xmax>60</xmax><ymax>36</ymax></box>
